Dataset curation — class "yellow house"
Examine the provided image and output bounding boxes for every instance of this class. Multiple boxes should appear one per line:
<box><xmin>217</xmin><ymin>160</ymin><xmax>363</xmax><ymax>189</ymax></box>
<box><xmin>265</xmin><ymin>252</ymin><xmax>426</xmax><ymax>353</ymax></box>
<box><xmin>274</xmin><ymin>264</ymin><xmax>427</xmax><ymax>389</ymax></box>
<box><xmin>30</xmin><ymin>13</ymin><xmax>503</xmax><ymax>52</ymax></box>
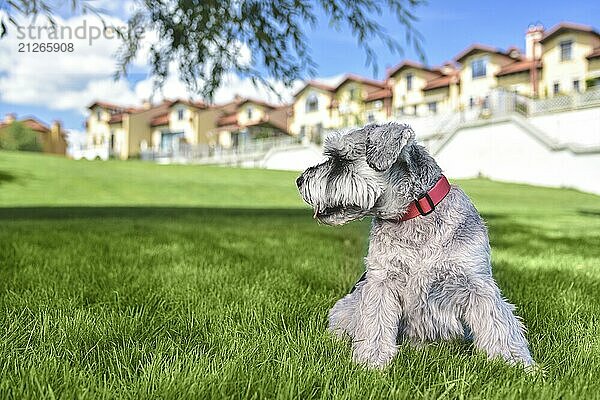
<box><xmin>587</xmin><ymin>48</ymin><xmax>600</xmax><ymax>87</ymax></box>
<box><xmin>289</xmin><ymin>75</ymin><xmax>387</xmax><ymax>141</ymax></box>
<box><xmin>330</xmin><ymin>75</ymin><xmax>388</xmax><ymax>128</ymax></box>
<box><xmin>455</xmin><ymin>44</ymin><xmax>519</xmax><ymax>109</ymax></box>
<box><xmin>87</xmin><ymin>99</ymin><xmax>220</xmax><ymax>159</ymax></box>
<box><xmin>210</xmin><ymin>97</ymin><xmax>291</xmax><ymax>148</ymax></box>
<box><xmin>422</xmin><ymin>63</ymin><xmax>461</xmax><ymax>115</ymax></box>
<box><xmin>289</xmin><ymin>81</ymin><xmax>337</xmax><ymax>140</ymax></box>
<box><xmin>87</xmin><ymin>101</ymin><xmax>161</xmax><ymax>159</ymax></box>
<box><xmin>149</xmin><ymin>100</ymin><xmax>219</xmax><ymax>152</ymax></box>
<box><xmin>0</xmin><ymin>113</ymin><xmax>67</xmax><ymax>155</ymax></box>
<box><xmin>538</xmin><ymin>23</ymin><xmax>600</xmax><ymax>97</ymax></box>
<box><xmin>364</xmin><ymin>87</ymin><xmax>393</xmax><ymax>123</ymax></box>
<box><xmin>387</xmin><ymin>61</ymin><xmax>444</xmax><ymax>116</ymax></box>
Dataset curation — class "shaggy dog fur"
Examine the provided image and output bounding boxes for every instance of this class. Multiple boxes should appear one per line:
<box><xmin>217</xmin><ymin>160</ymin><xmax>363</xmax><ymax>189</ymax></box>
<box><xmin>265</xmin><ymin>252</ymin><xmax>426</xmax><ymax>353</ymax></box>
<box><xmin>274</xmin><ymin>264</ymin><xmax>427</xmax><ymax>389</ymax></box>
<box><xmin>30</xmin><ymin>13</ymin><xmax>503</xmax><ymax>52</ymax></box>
<box><xmin>296</xmin><ymin>122</ymin><xmax>534</xmax><ymax>369</ymax></box>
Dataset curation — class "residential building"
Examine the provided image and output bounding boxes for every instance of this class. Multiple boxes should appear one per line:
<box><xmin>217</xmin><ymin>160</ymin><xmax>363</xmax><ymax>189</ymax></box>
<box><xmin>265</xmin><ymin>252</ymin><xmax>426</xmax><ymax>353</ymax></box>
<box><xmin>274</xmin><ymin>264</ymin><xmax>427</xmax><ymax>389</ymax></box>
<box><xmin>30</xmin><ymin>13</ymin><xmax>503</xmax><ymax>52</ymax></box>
<box><xmin>209</xmin><ymin>97</ymin><xmax>291</xmax><ymax>148</ymax></box>
<box><xmin>286</xmin><ymin>21</ymin><xmax>600</xmax><ymax>134</ymax></box>
<box><xmin>455</xmin><ymin>44</ymin><xmax>520</xmax><ymax>110</ymax></box>
<box><xmin>0</xmin><ymin>113</ymin><xmax>67</xmax><ymax>155</ymax></box>
<box><xmin>85</xmin><ymin>22</ymin><xmax>600</xmax><ymax>158</ymax></box>
<box><xmin>289</xmin><ymin>75</ymin><xmax>389</xmax><ymax>142</ymax></box>
<box><xmin>85</xmin><ymin>96</ymin><xmax>292</xmax><ymax>159</ymax></box>
<box><xmin>88</xmin><ymin>101</ymin><xmax>155</xmax><ymax>159</ymax></box>
<box><xmin>538</xmin><ymin>23</ymin><xmax>600</xmax><ymax>96</ymax></box>
<box><xmin>387</xmin><ymin>61</ymin><xmax>445</xmax><ymax>116</ymax></box>
<box><xmin>148</xmin><ymin>99</ymin><xmax>219</xmax><ymax>154</ymax></box>
<box><xmin>289</xmin><ymin>81</ymin><xmax>336</xmax><ymax>141</ymax></box>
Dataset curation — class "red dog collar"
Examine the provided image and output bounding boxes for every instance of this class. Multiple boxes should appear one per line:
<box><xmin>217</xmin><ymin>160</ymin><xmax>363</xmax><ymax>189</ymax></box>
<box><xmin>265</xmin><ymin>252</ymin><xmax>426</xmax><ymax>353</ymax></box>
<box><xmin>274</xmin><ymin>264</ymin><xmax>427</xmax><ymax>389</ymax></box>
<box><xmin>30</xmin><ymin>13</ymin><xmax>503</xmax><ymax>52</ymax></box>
<box><xmin>401</xmin><ymin>175</ymin><xmax>451</xmax><ymax>221</ymax></box>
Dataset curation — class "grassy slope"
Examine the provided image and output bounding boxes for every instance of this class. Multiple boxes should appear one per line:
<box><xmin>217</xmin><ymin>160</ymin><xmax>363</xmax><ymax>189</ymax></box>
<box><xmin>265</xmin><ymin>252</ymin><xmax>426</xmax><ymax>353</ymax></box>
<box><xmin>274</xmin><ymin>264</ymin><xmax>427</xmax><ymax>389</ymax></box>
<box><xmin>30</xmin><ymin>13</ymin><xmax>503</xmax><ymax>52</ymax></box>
<box><xmin>0</xmin><ymin>151</ymin><xmax>600</xmax><ymax>399</ymax></box>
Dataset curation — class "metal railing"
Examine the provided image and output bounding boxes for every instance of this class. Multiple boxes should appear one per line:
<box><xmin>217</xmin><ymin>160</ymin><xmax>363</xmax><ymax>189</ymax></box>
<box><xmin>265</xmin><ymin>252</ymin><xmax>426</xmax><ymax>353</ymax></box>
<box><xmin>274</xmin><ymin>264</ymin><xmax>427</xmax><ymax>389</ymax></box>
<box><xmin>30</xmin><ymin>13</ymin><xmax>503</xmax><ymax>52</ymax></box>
<box><xmin>140</xmin><ymin>135</ymin><xmax>301</xmax><ymax>164</ymax></box>
<box><xmin>529</xmin><ymin>87</ymin><xmax>600</xmax><ymax>114</ymax></box>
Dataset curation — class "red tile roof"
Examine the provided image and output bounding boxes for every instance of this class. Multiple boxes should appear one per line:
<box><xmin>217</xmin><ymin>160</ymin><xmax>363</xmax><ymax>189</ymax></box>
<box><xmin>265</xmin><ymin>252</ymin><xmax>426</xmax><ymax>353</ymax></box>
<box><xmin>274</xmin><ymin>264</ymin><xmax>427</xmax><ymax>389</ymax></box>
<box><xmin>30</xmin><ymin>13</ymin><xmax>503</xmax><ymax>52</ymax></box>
<box><xmin>365</xmin><ymin>88</ymin><xmax>392</xmax><ymax>102</ymax></box>
<box><xmin>0</xmin><ymin>118</ymin><xmax>51</xmax><ymax>133</ymax></box>
<box><xmin>587</xmin><ymin>47</ymin><xmax>600</xmax><ymax>60</ymax></box>
<box><xmin>423</xmin><ymin>72</ymin><xmax>460</xmax><ymax>91</ymax></box>
<box><xmin>237</xmin><ymin>98</ymin><xmax>278</xmax><ymax>109</ymax></box>
<box><xmin>170</xmin><ymin>99</ymin><xmax>207</xmax><ymax>109</ymax></box>
<box><xmin>496</xmin><ymin>60</ymin><xmax>542</xmax><ymax>77</ymax></box>
<box><xmin>454</xmin><ymin>43</ymin><xmax>512</xmax><ymax>63</ymax></box>
<box><xmin>386</xmin><ymin>60</ymin><xmax>440</xmax><ymax>78</ymax></box>
<box><xmin>293</xmin><ymin>73</ymin><xmax>387</xmax><ymax>98</ymax></box>
<box><xmin>540</xmin><ymin>22</ymin><xmax>600</xmax><ymax>43</ymax></box>
<box><xmin>108</xmin><ymin>113</ymin><xmax>124</xmax><ymax>124</ymax></box>
<box><xmin>216</xmin><ymin>113</ymin><xmax>238</xmax><ymax>127</ymax></box>
<box><xmin>293</xmin><ymin>81</ymin><xmax>337</xmax><ymax>97</ymax></box>
<box><xmin>87</xmin><ymin>101</ymin><xmax>138</xmax><ymax>113</ymax></box>
<box><xmin>150</xmin><ymin>113</ymin><xmax>169</xmax><ymax>127</ymax></box>
<box><xmin>337</xmin><ymin>74</ymin><xmax>387</xmax><ymax>89</ymax></box>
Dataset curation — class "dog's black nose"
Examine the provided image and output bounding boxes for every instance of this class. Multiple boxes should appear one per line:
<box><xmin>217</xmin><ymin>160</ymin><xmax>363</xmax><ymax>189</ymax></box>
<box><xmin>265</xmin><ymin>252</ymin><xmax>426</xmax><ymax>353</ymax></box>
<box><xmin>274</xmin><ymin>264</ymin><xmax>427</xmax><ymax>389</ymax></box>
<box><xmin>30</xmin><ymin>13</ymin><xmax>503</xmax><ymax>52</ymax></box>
<box><xmin>296</xmin><ymin>175</ymin><xmax>304</xmax><ymax>188</ymax></box>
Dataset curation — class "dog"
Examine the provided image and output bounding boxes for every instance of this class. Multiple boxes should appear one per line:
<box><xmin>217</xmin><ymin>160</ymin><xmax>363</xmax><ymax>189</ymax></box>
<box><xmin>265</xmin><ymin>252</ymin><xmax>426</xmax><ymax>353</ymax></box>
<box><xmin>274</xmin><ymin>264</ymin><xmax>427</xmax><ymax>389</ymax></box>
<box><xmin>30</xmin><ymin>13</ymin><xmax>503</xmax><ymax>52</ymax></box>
<box><xmin>296</xmin><ymin>122</ymin><xmax>534</xmax><ymax>369</ymax></box>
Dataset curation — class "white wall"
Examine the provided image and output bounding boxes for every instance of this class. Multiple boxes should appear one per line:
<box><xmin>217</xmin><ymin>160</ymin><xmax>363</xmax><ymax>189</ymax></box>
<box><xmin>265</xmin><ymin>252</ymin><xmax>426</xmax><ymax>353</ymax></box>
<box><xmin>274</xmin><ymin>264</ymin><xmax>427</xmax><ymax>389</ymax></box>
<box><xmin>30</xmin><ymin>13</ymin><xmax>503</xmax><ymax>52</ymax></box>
<box><xmin>529</xmin><ymin>107</ymin><xmax>600</xmax><ymax>146</ymax></box>
<box><xmin>436</xmin><ymin>121</ymin><xmax>600</xmax><ymax>195</ymax></box>
<box><xmin>262</xmin><ymin>145</ymin><xmax>322</xmax><ymax>171</ymax></box>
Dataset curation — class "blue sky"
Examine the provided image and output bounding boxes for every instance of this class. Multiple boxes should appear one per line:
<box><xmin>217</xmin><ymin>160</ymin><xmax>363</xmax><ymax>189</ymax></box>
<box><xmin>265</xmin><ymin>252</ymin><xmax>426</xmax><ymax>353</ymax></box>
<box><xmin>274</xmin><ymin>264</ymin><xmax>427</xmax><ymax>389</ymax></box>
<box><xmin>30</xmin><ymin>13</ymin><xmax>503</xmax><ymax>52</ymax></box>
<box><xmin>0</xmin><ymin>0</ymin><xmax>599</xmax><ymax>133</ymax></box>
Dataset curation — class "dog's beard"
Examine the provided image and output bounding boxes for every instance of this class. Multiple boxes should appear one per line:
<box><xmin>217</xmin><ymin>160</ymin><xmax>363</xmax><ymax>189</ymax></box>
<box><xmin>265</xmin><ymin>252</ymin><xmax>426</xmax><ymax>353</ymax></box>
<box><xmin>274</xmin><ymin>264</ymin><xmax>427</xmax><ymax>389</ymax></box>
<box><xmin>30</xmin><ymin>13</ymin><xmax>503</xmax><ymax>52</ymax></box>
<box><xmin>313</xmin><ymin>204</ymin><xmax>368</xmax><ymax>225</ymax></box>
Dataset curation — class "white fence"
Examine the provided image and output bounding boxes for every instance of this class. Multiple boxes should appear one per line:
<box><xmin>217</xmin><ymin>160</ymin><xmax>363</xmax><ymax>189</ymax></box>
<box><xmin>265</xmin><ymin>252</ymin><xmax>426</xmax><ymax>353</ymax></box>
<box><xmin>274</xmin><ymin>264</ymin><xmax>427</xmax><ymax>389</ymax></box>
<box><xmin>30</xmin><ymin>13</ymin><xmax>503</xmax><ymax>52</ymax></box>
<box><xmin>528</xmin><ymin>87</ymin><xmax>600</xmax><ymax>114</ymax></box>
<box><xmin>70</xmin><ymin>145</ymin><xmax>109</xmax><ymax>161</ymax></box>
<box><xmin>140</xmin><ymin>136</ymin><xmax>301</xmax><ymax>165</ymax></box>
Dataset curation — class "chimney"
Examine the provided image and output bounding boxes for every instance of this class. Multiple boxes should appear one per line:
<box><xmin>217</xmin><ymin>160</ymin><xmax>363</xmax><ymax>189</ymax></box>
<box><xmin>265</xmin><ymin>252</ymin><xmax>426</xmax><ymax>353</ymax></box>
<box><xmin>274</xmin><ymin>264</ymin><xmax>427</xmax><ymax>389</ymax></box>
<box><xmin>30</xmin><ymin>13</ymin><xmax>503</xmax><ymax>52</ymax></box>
<box><xmin>440</xmin><ymin>61</ymin><xmax>457</xmax><ymax>75</ymax></box>
<box><xmin>4</xmin><ymin>113</ymin><xmax>16</xmax><ymax>124</ymax></box>
<box><xmin>526</xmin><ymin>23</ymin><xmax>544</xmax><ymax>97</ymax></box>
<box><xmin>51</xmin><ymin>120</ymin><xmax>62</xmax><ymax>138</ymax></box>
<box><xmin>525</xmin><ymin>24</ymin><xmax>544</xmax><ymax>60</ymax></box>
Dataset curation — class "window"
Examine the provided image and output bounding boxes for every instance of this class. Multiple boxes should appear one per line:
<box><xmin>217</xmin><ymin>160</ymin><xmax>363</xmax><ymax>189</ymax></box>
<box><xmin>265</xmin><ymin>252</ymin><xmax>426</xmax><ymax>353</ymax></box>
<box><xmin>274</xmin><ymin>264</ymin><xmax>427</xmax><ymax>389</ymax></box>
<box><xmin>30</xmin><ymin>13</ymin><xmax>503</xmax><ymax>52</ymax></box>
<box><xmin>560</xmin><ymin>40</ymin><xmax>572</xmax><ymax>61</ymax></box>
<box><xmin>483</xmin><ymin>96</ymin><xmax>490</xmax><ymax>109</ymax></box>
<box><xmin>305</xmin><ymin>94</ymin><xmax>318</xmax><ymax>112</ymax></box>
<box><xmin>428</xmin><ymin>102</ymin><xmax>437</xmax><ymax>114</ymax></box>
<box><xmin>471</xmin><ymin>58</ymin><xmax>487</xmax><ymax>79</ymax></box>
<box><xmin>96</xmin><ymin>110</ymin><xmax>102</xmax><ymax>121</ymax></box>
<box><xmin>573</xmin><ymin>80</ymin><xmax>580</xmax><ymax>92</ymax></box>
<box><xmin>316</xmin><ymin>123</ymin><xmax>323</xmax><ymax>136</ymax></box>
<box><xmin>406</xmin><ymin>74</ymin><xmax>413</xmax><ymax>91</ymax></box>
<box><xmin>367</xmin><ymin>111</ymin><xmax>375</xmax><ymax>123</ymax></box>
<box><xmin>373</xmin><ymin>100</ymin><xmax>383</xmax><ymax>109</ymax></box>
<box><xmin>177</xmin><ymin>108</ymin><xmax>184</xmax><ymax>120</ymax></box>
<box><xmin>349</xmin><ymin>87</ymin><xmax>359</xmax><ymax>101</ymax></box>
<box><xmin>246</xmin><ymin>107</ymin><xmax>253</xmax><ymax>120</ymax></box>
<box><xmin>299</xmin><ymin>126</ymin><xmax>305</xmax><ymax>138</ymax></box>
<box><xmin>469</xmin><ymin>97</ymin><xmax>475</xmax><ymax>109</ymax></box>
<box><xmin>553</xmin><ymin>82</ymin><xmax>560</xmax><ymax>95</ymax></box>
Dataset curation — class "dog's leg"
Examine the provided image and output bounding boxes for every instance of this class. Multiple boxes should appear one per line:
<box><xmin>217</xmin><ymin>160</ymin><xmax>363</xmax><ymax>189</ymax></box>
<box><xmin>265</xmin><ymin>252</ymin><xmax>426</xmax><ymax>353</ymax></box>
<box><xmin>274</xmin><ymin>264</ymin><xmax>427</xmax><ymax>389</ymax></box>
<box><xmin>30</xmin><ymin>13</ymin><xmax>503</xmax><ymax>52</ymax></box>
<box><xmin>328</xmin><ymin>285</ymin><xmax>362</xmax><ymax>340</ymax></box>
<box><xmin>328</xmin><ymin>273</ymin><xmax>366</xmax><ymax>340</ymax></box>
<box><xmin>351</xmin><ymin>270</ymin><xmax>402</xmax><ymax>369</ymax></box>
<box><xmin>462</xmin><ymin>278</ymin><xmax>534</xmax><ymax>367</ymax></box>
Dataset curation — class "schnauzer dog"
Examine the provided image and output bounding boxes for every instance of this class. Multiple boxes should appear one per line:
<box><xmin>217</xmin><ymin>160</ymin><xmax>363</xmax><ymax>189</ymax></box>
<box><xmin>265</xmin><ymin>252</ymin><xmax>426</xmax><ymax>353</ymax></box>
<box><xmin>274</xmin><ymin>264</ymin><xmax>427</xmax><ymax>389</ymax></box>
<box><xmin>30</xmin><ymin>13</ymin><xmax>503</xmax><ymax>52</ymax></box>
<box><xmin>296</xmin><ymin>122</ymin><xmax>534</xmax><ymax>369</ymax></box>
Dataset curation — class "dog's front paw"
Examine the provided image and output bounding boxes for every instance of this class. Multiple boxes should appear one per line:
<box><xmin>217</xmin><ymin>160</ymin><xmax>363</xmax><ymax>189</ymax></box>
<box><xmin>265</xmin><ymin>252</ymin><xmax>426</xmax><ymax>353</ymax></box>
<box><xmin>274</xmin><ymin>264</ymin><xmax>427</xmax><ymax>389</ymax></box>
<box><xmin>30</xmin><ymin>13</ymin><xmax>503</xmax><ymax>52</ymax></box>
<box><xmin>328</xmin><ymin>297</ymin><xmax>358</xmax><ymax>340</ymax></box>
<box><xmin>352</xmin><ymin>344</ymin><xmax>398</xmax><ymax>369</ymax></box>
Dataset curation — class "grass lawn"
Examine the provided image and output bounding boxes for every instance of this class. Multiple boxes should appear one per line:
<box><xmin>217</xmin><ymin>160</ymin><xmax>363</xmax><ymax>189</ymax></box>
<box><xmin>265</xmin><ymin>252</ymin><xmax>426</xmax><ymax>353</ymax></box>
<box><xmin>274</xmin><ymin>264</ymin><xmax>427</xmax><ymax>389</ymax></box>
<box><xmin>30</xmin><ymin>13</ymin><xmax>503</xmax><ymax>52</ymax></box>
<box><xmin>1</xmin><ymin>151</ymin><xmax>600</xmax><ymax>399</ymax></box>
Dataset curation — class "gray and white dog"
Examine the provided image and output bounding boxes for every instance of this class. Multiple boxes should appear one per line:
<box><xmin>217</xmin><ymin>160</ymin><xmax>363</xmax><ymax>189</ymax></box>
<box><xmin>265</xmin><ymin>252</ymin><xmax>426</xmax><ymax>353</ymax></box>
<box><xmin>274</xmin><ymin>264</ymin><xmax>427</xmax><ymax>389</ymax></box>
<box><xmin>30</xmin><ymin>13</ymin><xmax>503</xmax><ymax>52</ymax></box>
<box><xmin>296</xmin><ymin>122</ymin><xmax>534</xmax><ymax>369</ymax></box>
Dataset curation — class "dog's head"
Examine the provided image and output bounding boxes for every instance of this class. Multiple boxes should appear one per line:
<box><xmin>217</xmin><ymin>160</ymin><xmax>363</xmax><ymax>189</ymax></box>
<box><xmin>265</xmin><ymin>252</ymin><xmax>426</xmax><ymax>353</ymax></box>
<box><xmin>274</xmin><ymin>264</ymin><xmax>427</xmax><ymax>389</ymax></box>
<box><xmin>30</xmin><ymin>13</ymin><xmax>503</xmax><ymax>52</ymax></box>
<box><xmin>296</xmin><ymin>122</ymin><xmax>441</xmax><ymax>225</ymax></box>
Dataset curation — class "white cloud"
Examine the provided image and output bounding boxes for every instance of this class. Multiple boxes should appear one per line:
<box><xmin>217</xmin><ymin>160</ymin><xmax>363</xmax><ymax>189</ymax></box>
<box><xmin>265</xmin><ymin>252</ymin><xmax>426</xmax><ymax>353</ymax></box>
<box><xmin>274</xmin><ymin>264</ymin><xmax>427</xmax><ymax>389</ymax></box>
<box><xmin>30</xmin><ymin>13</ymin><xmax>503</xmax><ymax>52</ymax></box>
<box><xmin>0</xmin><ymin>11</ymin><xmax>304</xmax><ymax>122</ymax></box>
<box><xmin>0</xmin><ymin>12</ymin><xmax>143</xmax><ymax>113</ymax></box>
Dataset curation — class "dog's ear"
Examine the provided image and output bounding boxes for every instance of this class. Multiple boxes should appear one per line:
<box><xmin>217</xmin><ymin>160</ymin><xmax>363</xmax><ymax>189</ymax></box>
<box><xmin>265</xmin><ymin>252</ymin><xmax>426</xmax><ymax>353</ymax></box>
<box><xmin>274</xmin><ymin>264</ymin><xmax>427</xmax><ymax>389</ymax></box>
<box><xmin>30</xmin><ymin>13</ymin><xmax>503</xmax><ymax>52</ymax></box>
<box><xmin>365</xmin><ymin>123</ymin><xmax>415</xmax><ymax>171</ymax></box>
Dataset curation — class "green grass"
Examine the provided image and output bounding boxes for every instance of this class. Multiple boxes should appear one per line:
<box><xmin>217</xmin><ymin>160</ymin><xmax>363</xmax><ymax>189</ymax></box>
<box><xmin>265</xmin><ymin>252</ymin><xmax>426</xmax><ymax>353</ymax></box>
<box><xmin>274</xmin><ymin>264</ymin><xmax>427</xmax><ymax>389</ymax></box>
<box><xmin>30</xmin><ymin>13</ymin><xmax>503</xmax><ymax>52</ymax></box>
<box><xmin>1</xmin><ymin>150</ymin><xmax>600</xmax><ymax>399</ymax></box>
